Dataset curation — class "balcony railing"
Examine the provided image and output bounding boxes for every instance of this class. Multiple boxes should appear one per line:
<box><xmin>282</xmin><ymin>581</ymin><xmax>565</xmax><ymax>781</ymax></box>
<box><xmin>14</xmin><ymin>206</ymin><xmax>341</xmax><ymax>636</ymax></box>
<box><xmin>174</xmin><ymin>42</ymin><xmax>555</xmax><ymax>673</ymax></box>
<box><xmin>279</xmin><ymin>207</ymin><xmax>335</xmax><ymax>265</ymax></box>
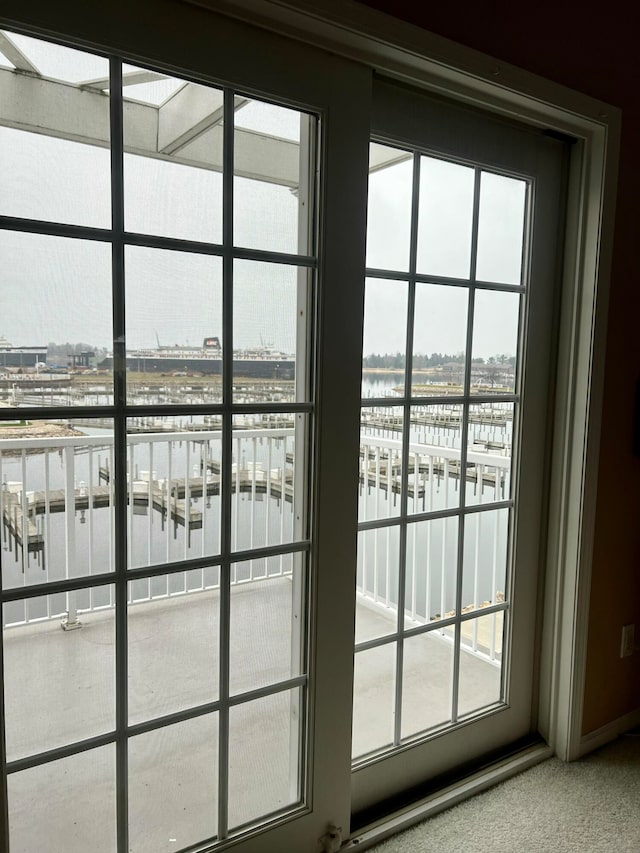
<box><xmin>1</xmin><ymin>427</ymin><xmax>509</xmax><ymax>663</ymax></box>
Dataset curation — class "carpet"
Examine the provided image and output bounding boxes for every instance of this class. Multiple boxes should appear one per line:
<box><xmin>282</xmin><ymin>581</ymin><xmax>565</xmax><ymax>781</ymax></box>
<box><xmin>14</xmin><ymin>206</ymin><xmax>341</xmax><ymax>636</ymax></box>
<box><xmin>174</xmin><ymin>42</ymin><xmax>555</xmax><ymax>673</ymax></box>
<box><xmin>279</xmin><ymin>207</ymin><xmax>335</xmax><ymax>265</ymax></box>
<box><xmin>371</xmin><ymin>734</ymin><xmax>640</xmax><ymax>852</ymax></box>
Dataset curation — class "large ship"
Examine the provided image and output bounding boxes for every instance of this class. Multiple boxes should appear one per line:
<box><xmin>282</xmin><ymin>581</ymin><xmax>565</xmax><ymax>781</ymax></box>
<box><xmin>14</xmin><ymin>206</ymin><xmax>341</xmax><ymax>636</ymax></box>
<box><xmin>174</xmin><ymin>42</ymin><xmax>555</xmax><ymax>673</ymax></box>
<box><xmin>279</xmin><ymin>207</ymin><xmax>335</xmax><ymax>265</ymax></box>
<box><xmin>98</xmin><ymin>337</ymin><xmax>295</xmax><ymax>380</ymax></box>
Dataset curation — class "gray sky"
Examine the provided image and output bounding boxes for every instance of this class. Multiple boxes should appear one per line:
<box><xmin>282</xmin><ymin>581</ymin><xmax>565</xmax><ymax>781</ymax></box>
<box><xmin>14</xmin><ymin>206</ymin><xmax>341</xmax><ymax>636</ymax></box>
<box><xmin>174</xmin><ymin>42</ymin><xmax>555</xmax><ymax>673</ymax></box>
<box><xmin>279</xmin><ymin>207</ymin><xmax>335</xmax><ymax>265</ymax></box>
<box><xmin>0</xmin><ymin>31</ymin><xmax>525</xmax><ymax>359</ymax></box>
<box><xmin>364</xmin><ymin>150</ymin><xmax>524</xmax><ymax>359</ymax></box>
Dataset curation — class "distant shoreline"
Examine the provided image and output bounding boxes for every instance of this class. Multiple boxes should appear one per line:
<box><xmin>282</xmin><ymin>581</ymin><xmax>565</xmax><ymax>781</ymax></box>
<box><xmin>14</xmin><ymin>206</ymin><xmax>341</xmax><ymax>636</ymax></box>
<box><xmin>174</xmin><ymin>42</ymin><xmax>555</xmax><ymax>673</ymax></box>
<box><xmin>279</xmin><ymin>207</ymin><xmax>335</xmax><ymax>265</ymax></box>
<box><xmin>362</xmin><ymin>367</ymin><xmax>444</xmax><ymax>375</ymax></box>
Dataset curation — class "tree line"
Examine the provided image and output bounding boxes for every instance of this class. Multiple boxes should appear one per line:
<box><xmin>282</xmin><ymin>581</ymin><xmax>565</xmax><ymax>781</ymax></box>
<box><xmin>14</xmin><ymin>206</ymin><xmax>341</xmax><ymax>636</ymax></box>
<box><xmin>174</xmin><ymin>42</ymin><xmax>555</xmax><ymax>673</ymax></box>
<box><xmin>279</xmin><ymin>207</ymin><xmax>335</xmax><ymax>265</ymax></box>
<box><xmin>363</xmin><ymin>352</ymin><xmax>516</xmax><ymax>369</ymax></box>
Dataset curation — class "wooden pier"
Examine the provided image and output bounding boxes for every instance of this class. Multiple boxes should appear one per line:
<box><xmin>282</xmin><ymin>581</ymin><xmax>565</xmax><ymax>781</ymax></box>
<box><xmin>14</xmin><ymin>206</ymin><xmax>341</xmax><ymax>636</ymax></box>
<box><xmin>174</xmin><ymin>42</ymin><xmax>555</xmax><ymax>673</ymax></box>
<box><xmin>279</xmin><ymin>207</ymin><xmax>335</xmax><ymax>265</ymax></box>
<box><xmin>1</xmin><ymin>464</ymin><xmax>294</xmax><ymax>568</ymax></box>
<box><xmin>2</xmin><ymin>447</ymin><xmax>505</xmax><ymax>568</ymax></box>
<box><xmin>1</xmin><ymin>492</ymin><xmax>45</xmax><ymax>568</ymax></box>
<box><xmin>360</xmin><ymin>449</ymin><xmax>506</xmax><ymax>499</ymax></box>
<box><xmin>361</xmin><ymin>409</ymin><xmax>510</xmax><ymax>433</ymax></box>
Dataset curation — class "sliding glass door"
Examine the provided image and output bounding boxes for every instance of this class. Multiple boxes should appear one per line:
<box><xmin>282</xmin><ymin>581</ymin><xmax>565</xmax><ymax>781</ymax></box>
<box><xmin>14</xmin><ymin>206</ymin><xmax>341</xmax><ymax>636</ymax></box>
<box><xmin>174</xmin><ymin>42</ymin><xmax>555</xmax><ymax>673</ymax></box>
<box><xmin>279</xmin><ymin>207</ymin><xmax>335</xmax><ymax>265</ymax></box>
<box><xmin>352</xmin><ymin>80</ymin><xmax>566</xmax><ymax>814</ymax></box>
<box><xmin>0</xmin><ymin>4</ymin><xmax>568</xmax><ymax>851</ymax></box>
<box><xmin>0</xmin><ymin>7</ymin><xmax>369</xmax><ymax>852</ymax></box>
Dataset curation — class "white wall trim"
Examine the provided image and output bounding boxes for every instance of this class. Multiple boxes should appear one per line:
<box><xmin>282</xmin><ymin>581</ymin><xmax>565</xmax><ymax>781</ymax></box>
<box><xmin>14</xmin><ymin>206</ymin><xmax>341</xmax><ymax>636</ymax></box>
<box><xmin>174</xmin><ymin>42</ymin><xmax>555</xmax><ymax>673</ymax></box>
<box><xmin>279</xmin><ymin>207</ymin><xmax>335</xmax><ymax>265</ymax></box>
<box><xmin>578</xmin><ymin>709</ymin><xmax>640</xmax><ymax>758</ymax></box>
<box><xmin>343</xmin><ymin>743</ymin><xmax>553</xmax><ymax>851</ymax></box>
<box><xmin>197</xmin><ymin>0</ymin><xmax>616</xmax><ymax>129</ymax></box>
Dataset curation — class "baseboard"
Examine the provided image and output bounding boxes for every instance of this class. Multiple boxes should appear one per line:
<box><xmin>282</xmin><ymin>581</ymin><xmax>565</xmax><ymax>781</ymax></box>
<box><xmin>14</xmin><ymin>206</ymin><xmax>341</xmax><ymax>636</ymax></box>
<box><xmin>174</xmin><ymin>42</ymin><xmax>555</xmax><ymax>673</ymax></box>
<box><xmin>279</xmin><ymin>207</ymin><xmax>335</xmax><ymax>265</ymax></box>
<box><xmin>578</xmin><ymin>708</ymin><xmax>640</xmax><ymax>757</ymax></box>
<box><xmin>344</xmin><ymin>742</ymin><xmax>553</xmax><ymax>851</ymax></box>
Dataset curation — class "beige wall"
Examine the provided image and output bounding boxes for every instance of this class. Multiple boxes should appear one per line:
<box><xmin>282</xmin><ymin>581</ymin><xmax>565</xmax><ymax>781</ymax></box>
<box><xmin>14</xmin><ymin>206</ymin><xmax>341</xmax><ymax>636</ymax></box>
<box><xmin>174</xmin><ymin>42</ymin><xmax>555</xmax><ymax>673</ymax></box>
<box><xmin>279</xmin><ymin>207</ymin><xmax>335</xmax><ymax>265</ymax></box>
<box><xmin>358</xmin><ymin>0</ymin><xmax>640</xmax><ymax>734</ymax></box>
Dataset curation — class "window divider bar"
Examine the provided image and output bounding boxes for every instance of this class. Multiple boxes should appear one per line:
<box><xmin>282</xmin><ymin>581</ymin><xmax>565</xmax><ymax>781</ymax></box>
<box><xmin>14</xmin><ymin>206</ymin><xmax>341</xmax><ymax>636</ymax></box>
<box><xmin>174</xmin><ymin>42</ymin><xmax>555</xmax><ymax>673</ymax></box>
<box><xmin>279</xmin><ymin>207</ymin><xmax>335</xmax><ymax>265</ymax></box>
<box><xmin>5</xmin><ymin>731</ymin><xmax>118</xmax><ymax>776</ymax></box>
<box><xmin>0</xmin><ymin>220</ymin><xmax>315</xmax><ymax>273</ymax></box>
<box><xmin>359</xmin><ymin>394</ymin><xmax>518</xmax><ymax>408</ymax></box>
<box><xmin>123</xmin><ymin>401</ymin><xmax>312</xmax><ymax>417</ymax></box>
<box><xmin>451</xmin><ymin>168</ymin><xmax>483</xmax><ymax>725</ymax></box>
<box><xmin>0</xmin><ymin>214</ymin><xmax>111</xmax><ymax>242</ymax></box>
<box><xmin>0</xmin><ymin>538</ymin><xmax>311</xmax><ymax>605</ymax></box>
<box><xmin>123</xmin><ymin>229</ymin><xmax>317</xmax><ymax>268</ymax></box>
<box><xmin>365</xmin><ymin>265</ymin><xmax>525</xmax><ymax>293</ymax></box>
<box><xmin>0</xmin><ymin>406</ymin><xmax>117</xmax><ymax>421</ymax></box>
<box><xmin>218</xmin><ymin>86</ymin><xmax>236</xmax><ymax>843</ymax></box>
<box><xmin>126</xmin><ymin>540</ymin><xmax>312</xmax><ymax>585</ymax></box>
<box><xmin>354</xmin><ymin>600</ymin><xmax>508</xmax><ymax>654</ymax></box>
<box><xmin>391</xmin><ymin>151</ymin><xmax>421</xmax><ymax>747</ymax></box>
<box><xmin>108</xmin><ymin>54</ymin><xmax>129</xmax><ymax>853</ymax></box>
<box><xmin>125</xmin><ymin>675</ymin><xmax>309</xmax><ymax>742</ymax></box>
<box><xmin>228</xmin><ymin>245</ymin><xmax>317</xmax><ymax>268</ymax></box>
<box><xmin>355</xmin><ymin>500</ymin><xmax>513</xmax><ymax>534</ymax></box>
<box><xmin>227</xmin><ymin>675</ymin><xmax>308</xmax><ymax>709</ymax></box>
<box><xmin>0</xmin><ymin>572</ymin><xmax>117</xmax><ymax>604</ymax></box>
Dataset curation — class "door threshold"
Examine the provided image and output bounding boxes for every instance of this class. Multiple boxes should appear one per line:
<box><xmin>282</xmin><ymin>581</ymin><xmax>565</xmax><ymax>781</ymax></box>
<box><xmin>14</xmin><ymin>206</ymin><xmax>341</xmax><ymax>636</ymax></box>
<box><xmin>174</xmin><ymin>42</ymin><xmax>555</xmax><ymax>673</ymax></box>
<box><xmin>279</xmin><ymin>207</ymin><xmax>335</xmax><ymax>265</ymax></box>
<box><xmin>346</xmin><ymin>739</ymin><xmax>552</xmax><ymax>851</ymax></box>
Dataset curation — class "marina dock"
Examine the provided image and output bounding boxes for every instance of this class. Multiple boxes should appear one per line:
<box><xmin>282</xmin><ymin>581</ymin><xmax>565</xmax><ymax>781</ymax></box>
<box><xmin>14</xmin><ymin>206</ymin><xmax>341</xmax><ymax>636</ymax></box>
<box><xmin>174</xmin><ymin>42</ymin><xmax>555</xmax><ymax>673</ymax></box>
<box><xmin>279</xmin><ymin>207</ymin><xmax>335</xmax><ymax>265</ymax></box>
<box><xmin>2</xmin><ymin>462</ymin><xmax>295</xmax><ymax>567</ymax></box>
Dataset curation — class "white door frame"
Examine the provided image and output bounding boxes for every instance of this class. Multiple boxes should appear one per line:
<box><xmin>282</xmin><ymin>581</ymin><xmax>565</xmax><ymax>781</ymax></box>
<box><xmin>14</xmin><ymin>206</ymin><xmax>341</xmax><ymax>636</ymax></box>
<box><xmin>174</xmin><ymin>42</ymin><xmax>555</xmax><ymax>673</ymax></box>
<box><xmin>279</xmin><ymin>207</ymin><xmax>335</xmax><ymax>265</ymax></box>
<box><xmin>200</xmin><ymin>0</ymin><xmax>621</xmax><ymax>765</ymax></box>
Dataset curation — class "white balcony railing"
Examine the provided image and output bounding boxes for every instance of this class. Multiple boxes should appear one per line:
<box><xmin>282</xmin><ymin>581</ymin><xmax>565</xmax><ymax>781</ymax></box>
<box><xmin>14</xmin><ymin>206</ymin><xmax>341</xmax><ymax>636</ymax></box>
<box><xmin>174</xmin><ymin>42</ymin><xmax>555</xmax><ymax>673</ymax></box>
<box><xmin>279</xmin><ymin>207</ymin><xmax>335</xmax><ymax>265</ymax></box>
<box><xmin>0</xmin><ymin>428</ymin><xmax>296</xmax><ymax>627</ymax></box>
<box><xmin>1</xmin><ymin>427</ymin><xmax>510</xmax><ymax>662</ymax></box>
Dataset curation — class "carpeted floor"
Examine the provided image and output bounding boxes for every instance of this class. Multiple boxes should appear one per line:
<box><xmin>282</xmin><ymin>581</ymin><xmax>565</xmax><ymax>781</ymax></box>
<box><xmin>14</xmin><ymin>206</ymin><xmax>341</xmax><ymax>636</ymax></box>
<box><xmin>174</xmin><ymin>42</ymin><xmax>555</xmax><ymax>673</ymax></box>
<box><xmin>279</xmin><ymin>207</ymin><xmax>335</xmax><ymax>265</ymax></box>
<box><xmin>372</xmin><ymin>733</ymin><xmax>640</xmax><ymax>852</ymax></box>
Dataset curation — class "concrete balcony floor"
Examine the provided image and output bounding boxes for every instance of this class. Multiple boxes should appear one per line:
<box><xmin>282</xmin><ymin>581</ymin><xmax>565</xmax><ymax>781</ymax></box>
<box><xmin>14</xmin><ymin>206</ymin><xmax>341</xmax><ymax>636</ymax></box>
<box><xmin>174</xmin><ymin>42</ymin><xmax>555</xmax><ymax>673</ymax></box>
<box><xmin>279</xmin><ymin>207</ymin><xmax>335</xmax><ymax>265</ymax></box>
<box><xmin>3</xmin><ymin>578</ymin><xmax>502</xmax><ymax>853</ymax></box>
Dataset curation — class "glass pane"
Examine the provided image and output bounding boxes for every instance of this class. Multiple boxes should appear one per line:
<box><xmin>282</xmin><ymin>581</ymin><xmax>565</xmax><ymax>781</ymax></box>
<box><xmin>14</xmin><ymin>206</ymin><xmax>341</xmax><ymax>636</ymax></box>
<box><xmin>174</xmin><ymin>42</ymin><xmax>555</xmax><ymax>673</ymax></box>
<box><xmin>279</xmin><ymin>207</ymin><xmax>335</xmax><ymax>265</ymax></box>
<box><xmin>1</xmin><ymin>31</ymin><xmax>108</xmax><ymax>82</ymax></box>
<box><xmin>235</xmin><ymin>99</ymin><xmax>314</xmax><ymax>255</ymax></box>
<box><xmin>8</xmin><ymin>746</ymin><xmax>116</xmax><ymax>853</ymax></box>
<box><xmin>128</xmin><ymin>573</ymin><xmax>219</xmax><ymax>724</ymax></box>
<box><xmin>233</xmin><ymin>260</ymin><xmax>305</xmax><ymax>404</ymax></box>
<box><xmin>0</xmin><ymin>32</ymin><xmax>110</xmax><ymax>227</ymax></box>
<box><xmin>401</xmin><ymin>632</ymin><xmax>453</xmax><ymax>739</ymax></box>
<box><xmin>471</xmin><ymin>290</ymin><xmax>520</xmax><ymax>395</ymax></box>
<box><xmin>0</xmin><ymin>232</ymin><xmax>112</xmax><ymax>409</ymax></box>
<box><xmin>408</xmin><ymin>405</ymin><xmax>463</xmax><ymax>515</ymax></box>
<box><xmin>362</xmin><ymin>278</ymin><xmax>408</xmax><ymax>397</ymax></box>
<box><xmin>0</xmin><ymin>419</ymin><xmax>115</xmax><ymax>591</ymax></box>
<box><xmin>466</xmin><ymin>403</ymin><xmax>513</xmax><ymax>505</ymax></box>
<box><xmin>405</xmin><ymin>516</ymin><xmax>459</xmax><ymax>627</ymax></box>
<box><xmin>458</xmin><ymin>615</ymin><xmax>504</xmax><ymax>716</ymax></box>
<box><xmin>3</xmin><ymin>587</ymin><xmax>114</xmax><ymax>761</ymax></box>
<box><xmin>416</xmin><ymin>156</ymin><xmax>474</xmax><ymax>279</ymax></box>
<box><xmin>230</xmin><ymin>554</ymin><xmax>306</xmax><ymax>696</ymax></box>
<box><xmin>352</xmin><ymin>643</ymin><xmax>395</xmax><ymax>759</ymax></box>
<box><xmin>228</xmin><ymin>689</ymin><xmax>302</xmax><ymax>829</ymax></box>
<box><xmin>361</xmin><ymin>373</ymin><xmax>403</xmax><ymax>402</ymax></box>
<box><xmin>126</xmin><ymin>417</ymin><xmax>222</xmax><ymax>569</ymax></box>
<box><xmin>366</xmin><ymin>143</ymin><xmax>412</xmax><ymax>271</ymax></box>
<box><xmin>124</xmin><ymin>68</ymin><xmax>223</xmax><ymax>243</ymax></box>
<box><xmin>412</xmin><ymin>283</ymin><xmax>468</xmax><ymax>395</ymax></box>
<box><xmin>231</xmin><ymin>414</ymin><xmax>306</xmax><ymax>552</ymax></box>
<box><xmin>460</xmin><ymin>610</ymin><xmax>504</xmax><ymax>663</ymax></box>
<box><xmin>462</xmin><ymin>508</ymin><xmax>509</xmax><ymax>615</ymax></box>
<box><xmin>476</xmin><ymin>172</ymin><xmax>527</xmax><ymax>285</ymax></box>
<box><xmin>128</xmin><ymin>715</ymin><xmax>218</xmax><ymax>852</ymax></box>
<box><xmin>356</xmin><ymin>526</ymin><xmax>399</xmax><ymax>643</ymax></box>
<box><xmin>359</xmin><ymin>407</ymin><xmax>403</xmax><ymax>522</ymax></box>
<box><xmin>124</xmin><ymin>247</ymin><xmax>223</xmax><ymax>405</ymax></box>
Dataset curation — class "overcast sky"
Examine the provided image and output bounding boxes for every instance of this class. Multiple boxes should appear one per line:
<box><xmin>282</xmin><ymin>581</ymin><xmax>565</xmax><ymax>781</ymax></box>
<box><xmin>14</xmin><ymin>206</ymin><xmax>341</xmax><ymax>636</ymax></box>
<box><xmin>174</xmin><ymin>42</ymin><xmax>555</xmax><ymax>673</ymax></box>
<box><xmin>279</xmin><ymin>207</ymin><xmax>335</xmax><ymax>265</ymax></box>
<box><xmin>0</xmin><ymin>30</ymin><xmax>525</xmax><ymax>360</ymax></box>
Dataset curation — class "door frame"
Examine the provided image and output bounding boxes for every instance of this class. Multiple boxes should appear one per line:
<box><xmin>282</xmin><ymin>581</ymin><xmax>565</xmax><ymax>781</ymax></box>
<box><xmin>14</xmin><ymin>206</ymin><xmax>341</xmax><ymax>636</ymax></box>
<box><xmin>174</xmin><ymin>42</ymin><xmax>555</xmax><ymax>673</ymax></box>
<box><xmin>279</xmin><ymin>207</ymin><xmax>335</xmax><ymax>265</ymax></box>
<box><xmin>203</xmin><ymin>0</ymin><xmax>620</xmax><ymax>766</ymax></box>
